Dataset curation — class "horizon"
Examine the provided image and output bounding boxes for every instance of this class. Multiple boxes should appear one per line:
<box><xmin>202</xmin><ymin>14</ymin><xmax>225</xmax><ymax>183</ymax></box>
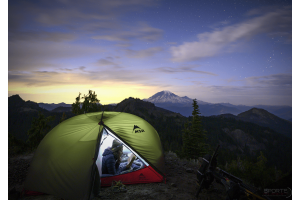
<box><xmin>8</xmin><ymin>91</ymin><xmax>292</xmax><ymax>107</ymax></box>
<box><xmin>8</xmin><ymin>0</ymin><xmax>293</xmax><ymax>107</ymax></box>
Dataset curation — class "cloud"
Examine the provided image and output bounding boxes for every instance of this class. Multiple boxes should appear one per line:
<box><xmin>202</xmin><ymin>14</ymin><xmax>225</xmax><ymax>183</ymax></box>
<box><xmin>8</xmin><ymin>66</ymin><xmax>153</xmax><ymax>87</ymax></box>
<box><xmin>8</xmin><ymin>71</ymin><xmax>65</xmax><ymax>86</ymax></box>
<box><xmin>164</xmin><ymin>72</ymin><xmax>292</xmax><ymax>106</ymax></box>
<box><xmin>59</xmin><ymin>66</ymin><xmax>86</xmax><ymax>72</ymax></box>
<box><xmin>191</xmin><ymin>81</ymin><xmax>205</xmax><ymax>85</ymax></box>
<box><xmin>8</xmin><ymin>40</ymin><xmax>104</xmax><ymax>71</ymax></box>
<box><xmin>170</xmin><ymin>6</ymin><xmax>291</xmax><ymax>62</ymax></box>
<box><xmin>9</xmin><ymin>31</ymin><xmax>77</xmax><ymax>42</ymax></box>
<box><xmin>23</xmin><ymin>0</ymin><xmax>159</xmax><ymax>27</ymax></box>
<box><xmin>245</xmin><ymin>73</ymin><xmax>292</xmax><ymax>87</ymax></box>
<box><xmin>96</xmin><ymin>59</ymin><xmax>117</xmax><ymax>66</ymax></box>
<box><xmin>154</xmin><ymin>65</ymin><xmax>217</xmax><ymax>76</ymax></box>
<box><xmin>9</xmin><ymin>0</ymin><xmax>161</xmax><ymax>41</ymax></box>
<box><xmin>208</xmin><ymin>20</ymin><xmax>231</xmax><ymax>29</ymax></box>
<box><xmin>124</xmin><ymin>47</ymin><xmax>163</xmax><ymax>58</ymax></box>
<box><xmin>92</xmin><ymin>23</ymin><xmax>164</xmax><ymax>42</ymax></box>
<box><xmin>181</xmin><ymin>84</ymin><xmax>291</xmax><ymax>106</ymax></box>
<box><xmin>95</xmin><ymin>59</ymin><xmax>122</xmax><ymax>69</ymax></box>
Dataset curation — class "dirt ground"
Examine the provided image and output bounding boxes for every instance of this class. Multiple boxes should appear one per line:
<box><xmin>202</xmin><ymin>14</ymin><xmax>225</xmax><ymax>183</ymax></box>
<box><xmin>9</xmin><ymin>151</ymin><xmax>228</xmax><ymax>200</ymax></box>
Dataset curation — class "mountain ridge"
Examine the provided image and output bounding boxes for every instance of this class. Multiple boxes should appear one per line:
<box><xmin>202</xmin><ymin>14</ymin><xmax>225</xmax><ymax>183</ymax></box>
<box><xmin>143</xmin><ymin>91</ymin><xmax>292</xmax><ymax>120</ymax></box>
<box><xmin>9</xmin><ymin>94</ymin><xmax>291</xmax><ymax>140</ymax></box>
<box><xmin>38</xmin><ymin>102</ymin><xmax>72</xmax><ymax>111</ymax></box>
<box><xmin>32</xmin><ymin>91</ymin><xmax>291</xmax><ymax>120</ymax></box>
<box><xmin>237</xmin><ymin>108</ymin><xmax>292</xmax><ymax>138</ymax></box>
<box><xmin>8</xmin><ymin>95</ymin><xmax>292</xmax><ymax>174</ymax></box>
<box><xmin>8</xmin><ymin>95</ymin><xmax>74</xmax><ymax>141</ymax></box>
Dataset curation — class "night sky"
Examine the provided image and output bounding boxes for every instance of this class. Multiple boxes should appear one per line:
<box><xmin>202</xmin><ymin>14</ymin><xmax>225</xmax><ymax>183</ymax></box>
<box><xmin>8</xmin><ymin>0</ymin><xmax>293</xmax><ymax>106</ymax></box>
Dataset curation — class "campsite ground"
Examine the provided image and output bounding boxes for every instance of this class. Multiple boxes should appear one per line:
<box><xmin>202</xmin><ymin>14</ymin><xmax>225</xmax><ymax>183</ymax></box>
<box><xmin>9</xmin><ymin>151</ymin><xmax>228</xmax><ymax>200</ymax></box>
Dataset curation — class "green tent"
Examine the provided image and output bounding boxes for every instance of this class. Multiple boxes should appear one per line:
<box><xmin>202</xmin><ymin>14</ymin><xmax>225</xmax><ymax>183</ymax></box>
<box><xmin>24</xmin><ymin>111</ymin><xmax>165</xmax><ymax>200</ymax></box>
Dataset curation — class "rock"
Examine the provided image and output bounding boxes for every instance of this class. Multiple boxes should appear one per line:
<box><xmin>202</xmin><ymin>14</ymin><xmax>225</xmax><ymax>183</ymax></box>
<box><xmin>186</xmin><ymin>168</ymin><xmax>193</xmax><ymax>173</ymax></box>
<box><xmin>171</xmin><ymin>183</ymin><xmax>177</xmax><ymax>187</ymax></box>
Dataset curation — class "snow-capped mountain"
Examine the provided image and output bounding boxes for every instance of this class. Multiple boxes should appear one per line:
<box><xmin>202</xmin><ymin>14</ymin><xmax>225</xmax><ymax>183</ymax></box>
<box><xmin>143</xmin><ymin>90</ymin><xmax>209</xmax><ymax>105</ymax></box>
<box><xmin>143</xmin><ymin>91</ymin><xmax>240</xmax><ymax>116</ymax></box>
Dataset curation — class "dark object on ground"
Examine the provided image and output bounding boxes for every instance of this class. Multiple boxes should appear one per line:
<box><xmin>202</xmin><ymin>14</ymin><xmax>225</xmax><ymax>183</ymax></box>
<box><xmin>111</xmin><ymin>180</ymin><xmax>127</xmax><ymax>193</ymax></box>
<box><xmin>9</xmin><ymin>187</ymin><xmax>20</xmax><ymax>200</ymax></box>
<box><xmin>196</xmin><ymin>145</ymin><xmax>272</xmax><ymax>200</ymax></box>
<box><xmin>186</xmin><ymin>168</ymin><xmax>193</xmax><ymax>173</ymax></box>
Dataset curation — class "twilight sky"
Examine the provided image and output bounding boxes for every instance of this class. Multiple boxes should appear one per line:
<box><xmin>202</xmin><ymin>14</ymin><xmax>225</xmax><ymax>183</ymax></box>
<box><xmin>8</xmin><ymin>0</ymin><xmax>293</xmax><ymax>106</ymax></box>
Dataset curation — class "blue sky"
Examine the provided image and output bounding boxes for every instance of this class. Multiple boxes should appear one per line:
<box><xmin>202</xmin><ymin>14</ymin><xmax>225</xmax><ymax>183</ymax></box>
<box><xmin>8</xmin><ymin>0</ymin><xmax>294</xmax><ymax>106</ymax></box>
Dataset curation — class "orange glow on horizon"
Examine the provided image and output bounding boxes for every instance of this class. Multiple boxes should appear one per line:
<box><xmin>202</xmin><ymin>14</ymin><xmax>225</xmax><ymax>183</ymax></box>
<box><xmin>8</xmin><ymin>83</ymin><xmax>158</xmax><ymax>104</ymax></box>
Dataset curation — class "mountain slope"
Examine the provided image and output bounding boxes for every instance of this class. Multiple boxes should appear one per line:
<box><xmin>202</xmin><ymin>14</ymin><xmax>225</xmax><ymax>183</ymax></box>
<box><xmin>112</xmin><ymin>97</ymin><xmax>291</xmax><ymax>172</ymax></box>
<box><xmin>144</xmin><ymin>90</ymin><xmax>209</xmax><ymax>105</ymax></box>
<box><xmin>145</xmin><ymin>90</ymin><xmax>193</xmax><ymax>104</ymax></box>
<box><xmin>113</xmin><ymin>97</ymin><xmax>183</xmax><ymax>121</ymax></box>
<box><xmin>8</xmin><ymin>95</ymin><xmax>291</xmax><ymax>174</ymax></box>
<box><xmin>8</xmin><ymin>95</ymin><xmax>74</xmax><ymax>141</ymax></box>
<box><xmin>38</xmin><ymin>102</ymin><xmax>72</xmax><ymax>111</ymax></box>
<box><xmin>237</xmin><ymin>108</ymin><xmax>292</xmax><ymax>138</ymax></box>
<box><xmin>144</xmin><ymin>91</ymin><xmax>243</xmax><ymax>116</ymax></box>
<box><xmin>8</xmin><ymin>95</ymin><xmax>50</xmax><ymax>141</ymax></box>
<box><xmin>51</xmin><ymin>106</ymin><xmax>72</xmax><ymax>112</ymax></box>
<box><xmin>144</xmin><ymin>91</ymin><xmax>292</xmax><ymax>120</ymax></box>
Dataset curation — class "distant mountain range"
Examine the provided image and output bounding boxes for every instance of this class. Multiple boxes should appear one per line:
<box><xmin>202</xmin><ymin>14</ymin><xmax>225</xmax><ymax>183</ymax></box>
<box><xmin>35</xmin><ymin>91</ymin><xmax>292</xmax><ymax>121</ymax></box>
<box><xmin>51</xmin><ymin>106</ymin><xmax>72</xmax><ymax>112</ymax></box>
<box><xmin>8</xmin><ymin>94</ymin><xmax>292</xmax><ymax>172</ymax></box>
<box><xmin>9</xmin><ymin>92</ymin><xmax>292</xmax><ymax>141</ymax></box>
<box><xmin>143</xmin><ymin>91</ymin><xmax>292</xmax><ymax>121</ymax></box>
<box><xmin>38</xmin><ymin>103</ymin><xmax>72</xmax><ymax>111</ymax></box>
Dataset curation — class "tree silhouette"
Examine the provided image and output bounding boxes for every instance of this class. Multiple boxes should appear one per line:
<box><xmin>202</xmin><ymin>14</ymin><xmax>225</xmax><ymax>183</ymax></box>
<box><xmin>72</xmin><ymin>90</ymin><xmax>100</xmax><ymax>115</ymax></box>
<box><xmin>182</xmin><ymin>99</ymin><xmax>208</xmax><ymax>159</ymax></box>
<box><xmin>72</xmin><ymin>92</ymin><xmax>82</xmax><ymax>115</ymax></box>
<box><xmin>26</xmin><ymin>112</ymin><xmax>55</xmax><ymax>148</ymax></box>
<box><xmin>60</xmin><ymin>112</ymin><xmax>67</xmax><ymax>123</ymax></box>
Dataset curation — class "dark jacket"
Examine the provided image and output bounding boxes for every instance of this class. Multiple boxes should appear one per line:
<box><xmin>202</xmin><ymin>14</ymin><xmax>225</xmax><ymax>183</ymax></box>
<box><xmin>102</xmin><ymin>148</ymin><xmax>124</xmax><ymax>175</ymax></box>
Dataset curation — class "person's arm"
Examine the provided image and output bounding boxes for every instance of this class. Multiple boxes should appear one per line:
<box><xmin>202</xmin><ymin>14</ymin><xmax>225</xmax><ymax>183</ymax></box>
<box><xmin>106</xmin><ymin>155</ymin><xmax>118</xmax><ymax>175</ymax></box>
<box><xmin>115</xmin><ymin>157</ymin><xmax>121</xmax><ymax>169</ymax></box>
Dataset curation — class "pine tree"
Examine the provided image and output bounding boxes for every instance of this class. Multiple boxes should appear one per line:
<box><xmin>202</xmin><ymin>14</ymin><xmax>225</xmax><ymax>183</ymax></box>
<box><xmin>26</xmin><ymin>112</ymin><xmax>55</xmax><ymax>148</ymax></box>
<box><xmin>182</xmin><ymin>99</ymin><xmax>208</xmax><ymax>159</ymax></box>
<box><xmin>60</xmin><ymin>112</ymin><xmax>67</xmax><ymax>123</ymax></box>
<box><xmin>72</xmin><ymin>92</ymin><xmax>82</xmax><ymax>115</ymax></box>
<box><xmin>72</xmin><ymin>90</ymin><xmax>100</xmax><ymax>115</ymax></box>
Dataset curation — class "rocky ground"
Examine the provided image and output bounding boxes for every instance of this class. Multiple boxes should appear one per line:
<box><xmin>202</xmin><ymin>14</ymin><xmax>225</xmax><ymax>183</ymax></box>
<box><xmin>8</xmin><ymin>151</ymin><xmax>229</xmax><ymax>200</ymax></box>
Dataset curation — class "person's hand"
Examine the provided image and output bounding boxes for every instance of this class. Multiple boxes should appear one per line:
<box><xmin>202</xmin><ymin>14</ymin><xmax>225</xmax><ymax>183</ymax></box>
<box><xmin>125</xmin><ymin>155</ymin><xmax>136</xmax><ymax>169</ymax></box>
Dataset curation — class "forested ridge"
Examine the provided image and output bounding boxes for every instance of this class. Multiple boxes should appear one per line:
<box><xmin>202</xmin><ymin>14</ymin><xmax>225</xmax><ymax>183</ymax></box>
<box><xmin>8</xmin><ymin>95</ymin><xmax>291</xmax><ymax>188</ymax></box>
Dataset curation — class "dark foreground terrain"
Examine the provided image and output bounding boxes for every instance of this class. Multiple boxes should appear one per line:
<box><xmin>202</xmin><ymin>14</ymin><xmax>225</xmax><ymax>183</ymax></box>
<box><xmin>9</xmin><ymin>151</ymin><xmax>230</xmax><ymax>200</ymax></box>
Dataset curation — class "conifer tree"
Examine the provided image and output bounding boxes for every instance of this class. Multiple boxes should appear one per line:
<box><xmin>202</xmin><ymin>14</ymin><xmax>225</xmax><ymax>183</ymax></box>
<box><xmin>182</xmin><ymin>99</ymin><xmax>208</xmax><ymax>159</ymax></box>
<box><xmin>60</xmin><ymin>112</ymin><xmax>67</xmax><ymax>123</ymax></box>
<box><xmin>72</xmin><ymin>90</ymin><xmax>100</xmax><ymax>115</ymax></box>
<box><xmin>72</xmin><ymin>92</ymin><xmax>82</xmax><ymax>115</ymax></box>
<box><xmin>27</xmin><ymin>112</ymin><xmax>55</xmax><ymax>148</ymax></box>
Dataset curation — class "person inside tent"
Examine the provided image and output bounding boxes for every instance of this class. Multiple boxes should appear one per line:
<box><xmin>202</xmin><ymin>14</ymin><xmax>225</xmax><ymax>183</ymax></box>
<box><xmin>102</xmin><ymin>139</ymin><xmax>137</xmax><ymax>175</ymax></box>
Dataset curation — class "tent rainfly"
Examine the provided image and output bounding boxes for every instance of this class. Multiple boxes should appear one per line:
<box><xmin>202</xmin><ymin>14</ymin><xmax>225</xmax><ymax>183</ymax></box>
<box><xmin>24</xmin><ymin>112</ymin><xmax>165</xmax><ymax>200</ymax></box>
